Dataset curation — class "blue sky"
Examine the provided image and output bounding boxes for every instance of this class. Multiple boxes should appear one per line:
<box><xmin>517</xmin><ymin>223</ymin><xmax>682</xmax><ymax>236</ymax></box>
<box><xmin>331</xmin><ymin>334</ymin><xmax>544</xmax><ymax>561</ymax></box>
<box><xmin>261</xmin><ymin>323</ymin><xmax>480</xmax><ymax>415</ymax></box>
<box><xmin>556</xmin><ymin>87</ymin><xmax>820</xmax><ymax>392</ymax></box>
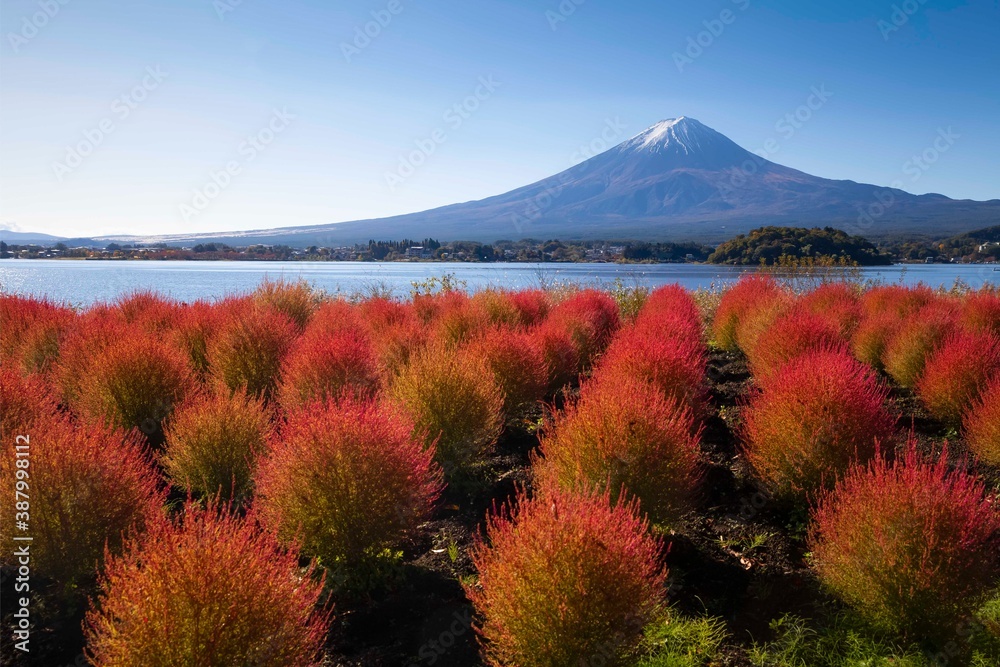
<box><xmin>1</xmin><ymin>0</ymin><xmax>997</xmax><ymax>237</ymax></box>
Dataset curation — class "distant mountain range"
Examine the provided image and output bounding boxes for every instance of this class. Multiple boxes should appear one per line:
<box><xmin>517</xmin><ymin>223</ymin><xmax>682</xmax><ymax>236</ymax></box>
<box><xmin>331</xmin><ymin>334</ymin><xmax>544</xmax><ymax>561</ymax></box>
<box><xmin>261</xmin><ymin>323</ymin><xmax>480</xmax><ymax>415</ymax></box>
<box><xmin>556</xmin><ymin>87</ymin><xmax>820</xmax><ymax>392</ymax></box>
<box><xmin>5</xmin><ymin>117</ymin><xmax>999</xmax><ymax>248</ymax></box>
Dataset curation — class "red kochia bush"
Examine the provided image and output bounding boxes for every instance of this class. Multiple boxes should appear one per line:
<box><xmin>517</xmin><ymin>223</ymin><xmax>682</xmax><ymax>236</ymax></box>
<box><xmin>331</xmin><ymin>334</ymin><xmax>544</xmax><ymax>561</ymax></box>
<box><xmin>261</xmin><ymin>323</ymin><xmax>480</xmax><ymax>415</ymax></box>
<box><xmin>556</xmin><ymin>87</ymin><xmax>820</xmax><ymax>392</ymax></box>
<box><xmin>255</xmin><ymin>397</ymin><xmax>442</xmax><ymax>577</ymax></box>
<box><xmin>809</xmin><ymin>444</ymin><xmax>1000</xmax><ymax>639</ymax></box>
<box><xmin>960</xmin><ymin>289</ymin><xmax>1000</xmax><ymax>336</ymax></box>
<box><xmin>535</xmin><ymin>374</ymin><xmax>701</xmax><ymax>526</ymax></box>
<box><xmin>114</xmin><ymin>289</ymin><xmax>180</xmax><ymax>333</ymax></box>
<box><xmin>882</xmin><ymin>302</ymin><xmax>958</xmax><ymax>388</ymax></box>
<box><xmin>745</xmin><ymin>307</ymin><xmax>847</xmax><ymax>379</ymax></box>
<box><xmin>0</xmin><ymin>416</ymin><xmax>161</xmax><ymax>596</ymax></box>
<box><xmin>0</xmin><ymin>367</ymin><xmax>58</xmax><ymax>443</ymax></box>
<box><xmin>850</xmin><ymin>310</ymin><xmax>903</xmax><ymax>372</ymax></box>
<box><xmin>742</xmin><ymin>350</ymin><xmax>896</xmax><ymax>500</ymax></box>
<box><xmin>634</xmin><ymin>284</ymin><xmax>704</xmax><ymax>342</ymax></box>
<box><xmin>546</xmin><ymin>289</ymin><xmax>621</xmax><ymax>370</ymax></box>
<box><xmin>461</xmin><ymin>327</ymin><xmax>549</xmax><ymax>418</ymax></box>
<box><xmin>357</xmin><ymin>298</ymin><xmax>426</xmax><ymax>377</ymax></box>
<box><xmin>466</xmin><ymin>487</ymin><xmax>666</xmax><ymax>667</ymax></box>
<box><xmin>71</xmin><ymin>329</ymin><xmax>194</xmax><ymax>439</ymax></box>
<box><xmin>532</xmin><ymin>319</ymin><xmax>581</xmax><ymax>393</ymax></box>
<box><xmin>252</xmin><ymin>278</ymin><xmax>317</xmax><ymax>330</ymax></box>
<box><xmin>207</xmin><ymin>305</ymin><xmax>300</xmax><ymax>400</ymax></box>
<box><xmin>965</xmin><ymin>377</ymin><xmax>1000</xmax><ymax>466</ymax></box>
<box><xmin>508</xmin><ymin>289</ymin><xmax>551</xmax><ymax>326</ymax></box>
<box><xmin>172</xmin><ymin>299</ymin><xmax>221</xmax><ymax>374</ymax></box>
<box><xmin>277</xmin><ymin>329</ymin><xmax>381</xmax><ymax>411</ymax></box>
<box><xmin>916</xmin><ymin>330</ymin><xmax>1000</xmax><ymax>425</ymax></box>
<box><xmin>799</xmin><ymin>282</ymin><xmax>862</xmax><ymax>339</ymax></box>
<box><xmin>0</xmin><ymin>294</ymin><xmax>75</xmax><ymax>373</ymax></box>
<box><xmin>592</xmin><ymin>327</ymin><xmax>707</xmax><ymax>416</ymax></box>
<box><xmin>162</xmin><ymin>390</ymin><xmax>273</xmax><ymax>502</ymax></box>
<box><xmin>860</xmin><ymin>284</ymin><xmax>936</xmax><ymax>319</ymax></box>
<box><xmin>711</xmin><ymin>274</ymin><xmax>784</xmax><ymax>351</ymax></box>
<box><xmin>85</xmin><ymin>503</ymin><xmax>330</xmax><ymax>666</ymax></box>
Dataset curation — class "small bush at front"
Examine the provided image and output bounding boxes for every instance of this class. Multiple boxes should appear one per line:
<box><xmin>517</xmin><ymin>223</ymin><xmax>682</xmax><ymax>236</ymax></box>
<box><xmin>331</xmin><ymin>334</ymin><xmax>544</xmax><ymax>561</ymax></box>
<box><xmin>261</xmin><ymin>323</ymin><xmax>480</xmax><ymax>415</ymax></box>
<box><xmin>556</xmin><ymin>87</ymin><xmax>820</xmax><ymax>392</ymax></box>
<box><xmin>809</xmin><ymin>444</ymin><xmax>1000</xmax><ymax>641</ymax></box>
<box><xmin>84</xmin><ymin>502</ymin><xmax>330</xmax><ymax>666</ymax></box>
<box><xmin>465</xmin><ymin>487</ymin><xmax>666</xmax><ymax>667</ymax></box>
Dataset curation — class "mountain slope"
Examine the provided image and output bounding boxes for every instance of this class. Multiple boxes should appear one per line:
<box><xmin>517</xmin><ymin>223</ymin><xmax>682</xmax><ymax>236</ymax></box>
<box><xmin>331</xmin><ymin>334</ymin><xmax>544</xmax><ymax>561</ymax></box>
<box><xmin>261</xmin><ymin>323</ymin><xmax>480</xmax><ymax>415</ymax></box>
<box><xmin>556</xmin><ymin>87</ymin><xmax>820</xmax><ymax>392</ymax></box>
<box><xmin>31</xmin><ymin>117</ymin><xmax>1000</xmax><ymax>247</ymax></box>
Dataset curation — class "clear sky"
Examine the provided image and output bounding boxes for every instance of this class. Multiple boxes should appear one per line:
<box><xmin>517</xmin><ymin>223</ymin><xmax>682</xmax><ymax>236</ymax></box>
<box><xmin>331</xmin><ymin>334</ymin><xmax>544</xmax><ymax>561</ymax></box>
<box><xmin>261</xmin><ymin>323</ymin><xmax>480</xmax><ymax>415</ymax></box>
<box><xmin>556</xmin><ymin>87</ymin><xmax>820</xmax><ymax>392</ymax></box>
<box><xmin>1</xmin><ymin>0</ymin><xmax>997</xmax><ymax>238</ymax></box>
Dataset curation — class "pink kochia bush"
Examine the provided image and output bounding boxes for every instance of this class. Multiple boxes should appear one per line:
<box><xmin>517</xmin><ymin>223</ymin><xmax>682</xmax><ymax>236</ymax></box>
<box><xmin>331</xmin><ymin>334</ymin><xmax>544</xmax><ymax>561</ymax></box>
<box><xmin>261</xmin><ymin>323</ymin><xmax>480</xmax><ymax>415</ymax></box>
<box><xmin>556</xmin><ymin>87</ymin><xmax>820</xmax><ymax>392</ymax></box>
<box><xmin>0</xmin><ymin>415</ymin><xmax>162</xmax><ymax>597</ymax></box>
<box><xmin>255</xmin><ymin>397</ymin><xmax>442</xmax><ymax>577</ymax></box>
<box><xmin>465</xmin><ymin>487</ymin><xmax>666</xmax><ymax>667</ymax></box>
<box><xmin>916</xmin><ymin>330</ymin><xmax>1000</xmax><ymax>426</ymax></box>
<box><xmin>535</xmin><ymin>373</ymin><xmax>701</xmax><ymax>526</ymax></box>
<box><xmin>809</xmin><ymin>444</ymin><xmax>1000</xmax><ymax>640</ymax></box>
<box><xmin>964</xmin><ymin>377</ymin><xmax>1000</xmax><ymax>467</ymax></box>
<box><xmin>742</xmin><ymin>350</ymin><xmax>896</xmax><ymax>501</ymax></box>
<box><xmin>84</xmin><ymin>503</ymin><xmax>330</xmax><ymax>666</ymax></box>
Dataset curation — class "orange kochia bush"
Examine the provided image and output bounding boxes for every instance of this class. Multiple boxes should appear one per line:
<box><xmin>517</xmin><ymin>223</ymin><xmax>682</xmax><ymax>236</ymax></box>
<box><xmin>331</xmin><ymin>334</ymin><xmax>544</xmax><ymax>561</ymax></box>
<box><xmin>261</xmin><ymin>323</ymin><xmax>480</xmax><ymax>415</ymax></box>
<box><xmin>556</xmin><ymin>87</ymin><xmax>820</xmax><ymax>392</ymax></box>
<box><xmin>255</xmin><ymin>396</ymin><xmax>442</xmax><ymax>574</ymax></box>
<box><xmin>742</xmin><ymin>350</ymin><xmax>896</xmax><ymax>501</ymax></box>
<box><xmin>461</xmin><ymin>326</ymin><xmax>549</xmax><ymax>418</ymax></box>
<box><xmin>277</xmin><ymin>328</ymin><xmax>381</xmax><ymax>411</ymax></box>
<box><xmin>0</xmin><ymin>294</ymin><xmax>75</xmax><ymax>374</ymax></box>
<box><xmin>85</xmin><ymin>503</ymin><xmax>330</xmax><ymax>666</ymax></box>
<box><xmin>207</xmin><ymin>304</ymin><xmax>300</xmax><ymax>400</ymax></box>
<box><xmin>535</xmin><ymin>373</ymin><xmax>701</xmax><ymax>526</ymax></box>
<box><xmin>810</xmin><ymin>444</ymin><xmax>1000</xmax><ymax>640</ymax></box>
<box><xmin>712</xmin><ymin>274</ymin><xmax>785</xmax><ymax>351</ymax></box>
<box><xmin>546</xmin><ymin>289</ymin><xmax>621</xmax><ymax>370</ymax></box>
<box><xmin>882</xmin><ymin>302</ymin><xmax>958</xmax><ymax>388</ymax></box>
<box><xmin>466</xmin><ymin>487</ymin><xmax>666</xmax><ymax>667</ymax></box>
<box><xmin>964</xmin><ymin>376</ymin><xmax>1000</xmax><ymax>467</ymax></box>
<box><xmin>744</xmin><ymin>306</ymin><xmax>847</xmax><ymax>379</ymax></box>
<box><xmin>916</xmin><ymin>330</ymin><xmax>1000</xmax><ymax>425</ymax></box>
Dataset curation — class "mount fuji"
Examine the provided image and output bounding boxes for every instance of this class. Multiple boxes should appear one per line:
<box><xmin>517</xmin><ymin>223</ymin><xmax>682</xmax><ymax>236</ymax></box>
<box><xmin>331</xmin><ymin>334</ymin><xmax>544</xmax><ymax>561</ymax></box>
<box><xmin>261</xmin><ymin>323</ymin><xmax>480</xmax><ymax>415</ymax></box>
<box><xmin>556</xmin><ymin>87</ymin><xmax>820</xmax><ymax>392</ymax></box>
<box><xmin>88</xmin><ymin>117</ymin><xmax>1000</xmax><ymax>247</ymax></box>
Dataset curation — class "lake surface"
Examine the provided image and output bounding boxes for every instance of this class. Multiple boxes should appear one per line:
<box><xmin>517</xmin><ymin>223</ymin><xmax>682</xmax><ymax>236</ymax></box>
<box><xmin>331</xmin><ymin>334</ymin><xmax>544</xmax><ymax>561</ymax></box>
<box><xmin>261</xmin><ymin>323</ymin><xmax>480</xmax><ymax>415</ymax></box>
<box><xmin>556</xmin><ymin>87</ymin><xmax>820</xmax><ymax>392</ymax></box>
<box><xmin>0</xmin><ymin>259</ymin><xmax>997</xmax><ymax>306</ymax></box>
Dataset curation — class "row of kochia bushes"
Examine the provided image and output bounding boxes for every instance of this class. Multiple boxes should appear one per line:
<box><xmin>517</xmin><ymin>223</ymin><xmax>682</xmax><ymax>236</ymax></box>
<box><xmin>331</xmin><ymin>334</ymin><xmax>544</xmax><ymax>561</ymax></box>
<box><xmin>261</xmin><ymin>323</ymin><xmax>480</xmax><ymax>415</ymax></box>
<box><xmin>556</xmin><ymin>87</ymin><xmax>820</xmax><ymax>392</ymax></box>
<box><xmin>0</xmin><ymin>277</ymin><xmax>998</xmax><ymax>665</ymax></box>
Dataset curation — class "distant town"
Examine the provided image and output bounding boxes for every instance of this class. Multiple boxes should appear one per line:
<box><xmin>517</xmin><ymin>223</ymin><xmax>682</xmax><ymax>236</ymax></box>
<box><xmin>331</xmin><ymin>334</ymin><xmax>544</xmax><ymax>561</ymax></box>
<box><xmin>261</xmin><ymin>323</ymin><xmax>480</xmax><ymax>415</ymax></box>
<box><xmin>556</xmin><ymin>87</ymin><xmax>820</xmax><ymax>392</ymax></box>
<box><xmin>1</xmin><ymin>225</ymin><xmax>998</xmax><ymax>265</ymax></box>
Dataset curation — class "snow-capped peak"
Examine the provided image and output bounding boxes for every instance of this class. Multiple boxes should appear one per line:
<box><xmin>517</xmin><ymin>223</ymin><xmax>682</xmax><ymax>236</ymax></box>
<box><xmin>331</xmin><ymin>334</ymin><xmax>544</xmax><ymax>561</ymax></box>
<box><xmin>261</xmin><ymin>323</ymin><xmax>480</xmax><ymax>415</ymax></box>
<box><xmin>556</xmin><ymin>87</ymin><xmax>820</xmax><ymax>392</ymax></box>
<box><xmin>624</xmin><ymin>116</ymin><xmax>717</xmax><ymax>153</ymax></box>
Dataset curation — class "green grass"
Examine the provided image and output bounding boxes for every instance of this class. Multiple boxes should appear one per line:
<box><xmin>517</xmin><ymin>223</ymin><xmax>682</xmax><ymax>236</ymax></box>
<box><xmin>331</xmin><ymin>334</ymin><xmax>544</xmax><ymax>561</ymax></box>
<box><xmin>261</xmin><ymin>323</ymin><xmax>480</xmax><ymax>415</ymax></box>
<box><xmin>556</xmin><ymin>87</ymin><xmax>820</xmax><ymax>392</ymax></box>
<box><xmin>633</xmin><ymin>609</ymin><xmax>727</xmax><ymax>667</ymax></box>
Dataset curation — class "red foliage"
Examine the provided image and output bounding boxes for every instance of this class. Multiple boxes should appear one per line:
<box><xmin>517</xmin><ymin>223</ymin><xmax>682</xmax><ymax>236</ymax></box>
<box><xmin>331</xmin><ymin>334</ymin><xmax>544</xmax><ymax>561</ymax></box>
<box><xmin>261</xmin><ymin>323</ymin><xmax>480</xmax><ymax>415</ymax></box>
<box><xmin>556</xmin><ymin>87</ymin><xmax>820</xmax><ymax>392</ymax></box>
<box><xmin>712</xmin><ymin>274</ymin><xmax>785</xmax><ymax>351</ymax></box>
<box><xmin>277</xmin><ymin>328</ymin><xmax>381</xmax><ymax>411</ymax></box>
<box><xmin>860</xmin><ymin>284</ymin><xmax>937</xmax><ymax>319</ymax></box>
<box><xmin>207</xmin><ymin>305</ymin><xmax>300</xmax><ymax>400</ymax></box>
<box><xmin>508</xmin><ymin>289</ymin><xmax>551</xmax><ymax>326</ymax></box>
<box><xmin>466</xmin><ymin>487</ymin><xmax>666</xmax><ymax>667</ymax></box>
<box><xmin>635</xmin><ymin>284</ymin><xmax>704</xmax><ymax>342</ymax></box>
<box><xmin>809</xmin><ymin>443</ymin><xmax>1000</xmax><ymax>639</ymax></box>
<box><xmin>0</xmin><ymin>367</ymin><xmax>58</xmax><ymax>444</ymax></box>
<box><xmin>960</xmin><ymin>289</ymin><xmax>1000</xmax><ymax>336</ymax></box>
<box><xmin>883</xmin><ymin>302</ymin><xmax>959</xmax><ymax>387</ymax></box>
<box><xmin>535</xmin><ymin>373</ymin><xmax>702</xmax><ymax>525</ymax></box>
<box><xmin>461</xmin><ymin>326</ymin><xmax>549</xmax><ymax>417</ymax></box>
<box><xmin>850</xmin><ymin>310</ymin><xmax>903</xmax><ymax>372</ymax></box>
<box><xmin>964</xmin><ymin>376</ymin><xmax>1000</xmax><ymax>466</ymax></box>
<box><xmin>532</xmin><ymin>319</ymin><xmax>581</xmax><ymax>393</ymax></box>
<box><xmin>256</xmin><ymin>396</ymin><xmax>442</xmax><ymax>574</ymax></box>
<box><xmin>114</xmin><ymin>289</ymin><xmax>181</xmax><ymax>333</ymax></box>
<box><xmin>592</xmin><ymin>325</ymin><xmax>707</xmax><ymax>416</ymax></box>
<box><xmin>799</xmin><ymin>282</ymin><xmax>863</xmax><ymax>339</ymax></box>
<box><xmin>70</xmin><ymin>328</ymin><xmax>195</xmax><ymax>439</ymax></box>
<box><xmin>85</xmin><ymin>502</ymin><xmax>330</xmax><ymax>665</ymax></box>
<box><xmin>0</xmin><ymin>415</ymin><xmax>162</xmax><ymax>596</ymax></box>
<box><xmin>745</xmin><ymin>306</ymin><xmax>848</xmax><ymax>379</ymax></box>
<box><xmin>470</xmin><ymin>289</ymin><xmax>525</xmax><ymax>328</ymax></box>
<box><xmin>545</xmin><ymin>289</ymin><xmax>621</xmax><ymax>370</ymax></box>
<box><xmin>916</xmin><ymin>330</ymin><xmax>1000</xmax><ymax>425</ymax></box>
<box><xmin>357</xmin><ymin>298</ymin><xmax>426</xmax><ymax>376</ymax></box>
<box><xmin>171</xmin><ymin>299</ymin><xmax>221</xmax><ymax>374</ymax></box>
<box><xmin>0</xmin><ymin>294</ymin><xmax>76</xmax><ymax>373</ymax></box>
<box><xmin>742</xmin><ymin>350</ymin><xmax>896</xmax><ymax>500</ymax></box>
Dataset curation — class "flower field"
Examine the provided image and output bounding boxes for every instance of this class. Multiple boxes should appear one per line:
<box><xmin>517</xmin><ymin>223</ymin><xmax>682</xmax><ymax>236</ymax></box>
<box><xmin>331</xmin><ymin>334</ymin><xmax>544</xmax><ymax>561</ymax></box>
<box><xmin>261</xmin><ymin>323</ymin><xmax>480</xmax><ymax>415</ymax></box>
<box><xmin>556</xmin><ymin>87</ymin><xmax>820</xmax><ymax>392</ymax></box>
<box><xmin>1</xmin><ymin>277</ymin><xmax>1000</xmax><ymax>666</ymax></box>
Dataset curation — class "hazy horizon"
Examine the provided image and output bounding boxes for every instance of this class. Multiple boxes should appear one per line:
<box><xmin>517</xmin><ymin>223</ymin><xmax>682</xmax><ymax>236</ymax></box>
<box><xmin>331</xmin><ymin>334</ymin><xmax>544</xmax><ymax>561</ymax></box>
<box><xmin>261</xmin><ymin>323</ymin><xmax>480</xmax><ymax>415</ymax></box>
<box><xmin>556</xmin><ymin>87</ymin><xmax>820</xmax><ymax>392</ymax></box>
<box><xmin>2</xmin><ymin>0</ymin><xmax>998</xmax><ymax>238</ymax></box>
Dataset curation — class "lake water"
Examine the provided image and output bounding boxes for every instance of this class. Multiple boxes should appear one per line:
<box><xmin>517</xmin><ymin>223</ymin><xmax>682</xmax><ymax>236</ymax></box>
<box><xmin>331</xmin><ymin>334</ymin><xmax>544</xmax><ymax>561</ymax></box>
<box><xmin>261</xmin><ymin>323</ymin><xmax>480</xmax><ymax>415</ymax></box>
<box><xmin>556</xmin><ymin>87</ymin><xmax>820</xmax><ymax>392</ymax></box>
<box><xmin>0</xmin><ymin>259</ymin><xmax>997</xmax><ymax>306</ymax></box>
